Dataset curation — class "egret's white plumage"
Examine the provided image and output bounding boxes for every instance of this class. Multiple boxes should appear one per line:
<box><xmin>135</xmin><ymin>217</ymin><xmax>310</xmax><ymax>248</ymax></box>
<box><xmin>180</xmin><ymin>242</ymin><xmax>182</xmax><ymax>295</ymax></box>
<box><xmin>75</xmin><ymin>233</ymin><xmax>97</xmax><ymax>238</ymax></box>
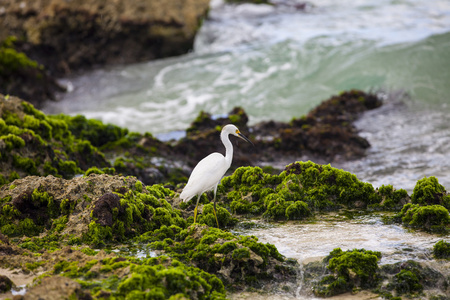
<box><xmin>180</xmin><ymin>124</ymin><xmax>253</xmax><ymax>227</ymax></box>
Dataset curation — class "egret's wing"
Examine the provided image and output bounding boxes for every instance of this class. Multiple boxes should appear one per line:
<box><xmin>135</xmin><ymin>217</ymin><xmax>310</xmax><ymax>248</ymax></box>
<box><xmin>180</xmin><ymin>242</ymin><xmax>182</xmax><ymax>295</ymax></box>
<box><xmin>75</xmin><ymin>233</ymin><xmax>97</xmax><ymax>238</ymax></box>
<box><xmin>180</xmin><ymin>153</ymin><xmax>227</xmax><ymax>202</ymax></box>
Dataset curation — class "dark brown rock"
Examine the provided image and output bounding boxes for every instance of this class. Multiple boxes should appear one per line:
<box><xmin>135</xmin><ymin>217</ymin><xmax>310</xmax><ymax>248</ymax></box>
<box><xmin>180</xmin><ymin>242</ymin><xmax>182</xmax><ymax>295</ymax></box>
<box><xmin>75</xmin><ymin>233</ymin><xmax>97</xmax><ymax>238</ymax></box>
<box><xmin>1</xmin><ymin>0</ymin><xmax>211</xmax><ymax>76</ymax></box>
<box><xmin>92</xmin><ymin>192</ymin><xmax>122</xmax><ymax>227</ymax></box>
<box><xmin>176</xmin><ymin>90</ymin><xmax>383</xmax><ymax>169</ymax></box>
<box><xmin>0</xmin><ymin>275</ymin><xmax>14</xmax><ymax>293</ymax></box>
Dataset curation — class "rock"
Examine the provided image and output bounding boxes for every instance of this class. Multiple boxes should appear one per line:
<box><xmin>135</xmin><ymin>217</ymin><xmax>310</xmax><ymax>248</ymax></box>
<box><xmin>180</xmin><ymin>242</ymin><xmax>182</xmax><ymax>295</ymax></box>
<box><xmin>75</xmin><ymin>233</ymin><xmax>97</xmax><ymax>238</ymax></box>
<box><xmin>0</xmin><ymin>275</ymin><xmax>14</xmax><ymax>293</ymax></box>
<box><xmin>0</xmin><ymin>37</ymin><xmax>66</xmax><ymax>108</ymax></box>
<box><xmin>1</xmin><ymin>0</ymin><xmax>211</xmax><ymax>76</ymax></box>
<box><xmin>92</xmin><ymin>193</ymin><xmax>122</xmax><ymax>227</ymax></box>
<box><xmin>14</xmin><ymin>276</ymin><xmax>91</xmax><ymax>300</ymax></box>
<box><xmin>178</xmin><ymin>90</ymin><xmax>383</xmax><ymax>169</ymax></box>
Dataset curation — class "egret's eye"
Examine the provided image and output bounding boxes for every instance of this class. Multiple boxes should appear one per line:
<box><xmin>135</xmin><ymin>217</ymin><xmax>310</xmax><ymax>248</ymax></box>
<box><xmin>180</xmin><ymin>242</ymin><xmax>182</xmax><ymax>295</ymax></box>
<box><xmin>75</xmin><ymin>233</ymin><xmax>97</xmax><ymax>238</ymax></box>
<box><xmin>236</xmin><ymin>130</ymin><xmax>240</xmax><ymax>134</ymax></box>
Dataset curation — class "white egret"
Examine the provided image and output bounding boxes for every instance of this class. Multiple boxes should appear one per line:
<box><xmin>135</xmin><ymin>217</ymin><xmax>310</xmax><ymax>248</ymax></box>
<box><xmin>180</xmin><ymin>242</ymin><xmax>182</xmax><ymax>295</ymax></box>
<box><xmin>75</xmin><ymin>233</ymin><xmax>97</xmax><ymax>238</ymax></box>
<box><xmin>180</xmin><ymin>124</ymin><xmax>253</xmax><ymax>227</ymax></box>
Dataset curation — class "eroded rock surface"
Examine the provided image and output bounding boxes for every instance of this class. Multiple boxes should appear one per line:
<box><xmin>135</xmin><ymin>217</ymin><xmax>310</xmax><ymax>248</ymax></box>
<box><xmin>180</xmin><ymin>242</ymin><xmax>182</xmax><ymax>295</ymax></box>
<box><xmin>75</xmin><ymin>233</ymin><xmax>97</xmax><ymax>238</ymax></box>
<box><xmin>1</xmin><ymin>0</ymin><xmax>211</xmax><ymax>76</ymax></box>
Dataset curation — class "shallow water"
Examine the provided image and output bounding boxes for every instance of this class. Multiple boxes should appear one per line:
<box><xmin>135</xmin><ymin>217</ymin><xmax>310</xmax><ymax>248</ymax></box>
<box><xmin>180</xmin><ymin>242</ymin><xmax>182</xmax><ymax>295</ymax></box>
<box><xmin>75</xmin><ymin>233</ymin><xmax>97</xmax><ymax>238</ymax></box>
<box><xmin>234</xmin><ymin>215</ymin><xmax>441</xmax><ymax>265</ymax></box>
<box><xmin>232</xmin><ymin>214</ymin><xmax>450</xmax><ymax>299</ymax></box>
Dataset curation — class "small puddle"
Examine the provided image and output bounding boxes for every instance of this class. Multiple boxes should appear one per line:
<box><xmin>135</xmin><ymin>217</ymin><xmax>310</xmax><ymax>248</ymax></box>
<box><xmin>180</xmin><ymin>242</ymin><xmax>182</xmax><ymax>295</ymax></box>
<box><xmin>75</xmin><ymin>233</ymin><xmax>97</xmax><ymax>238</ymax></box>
<box><xmin>234</xmin><ymin>214</ymin><xmax>442</xmax><ymax>265</ymax></box>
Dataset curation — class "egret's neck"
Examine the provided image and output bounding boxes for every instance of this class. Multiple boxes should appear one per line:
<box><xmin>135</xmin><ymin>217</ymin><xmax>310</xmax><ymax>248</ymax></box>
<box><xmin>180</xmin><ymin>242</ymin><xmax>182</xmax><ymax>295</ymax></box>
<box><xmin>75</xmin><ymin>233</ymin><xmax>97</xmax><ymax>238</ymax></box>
<box><xmin>221</xmin><ymin>131</ymin><xmax>234</xmax><ymax>167</ymax></box>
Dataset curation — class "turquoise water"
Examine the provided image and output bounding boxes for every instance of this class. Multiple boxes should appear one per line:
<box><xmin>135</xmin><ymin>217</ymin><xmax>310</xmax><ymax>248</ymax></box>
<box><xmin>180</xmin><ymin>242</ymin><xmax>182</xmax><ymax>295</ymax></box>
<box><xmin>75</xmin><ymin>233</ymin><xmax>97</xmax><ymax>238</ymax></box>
<box><xmin>43</xmin><ymin>0</ymin><xmax>450</xmax><ymax>190</ymax></box>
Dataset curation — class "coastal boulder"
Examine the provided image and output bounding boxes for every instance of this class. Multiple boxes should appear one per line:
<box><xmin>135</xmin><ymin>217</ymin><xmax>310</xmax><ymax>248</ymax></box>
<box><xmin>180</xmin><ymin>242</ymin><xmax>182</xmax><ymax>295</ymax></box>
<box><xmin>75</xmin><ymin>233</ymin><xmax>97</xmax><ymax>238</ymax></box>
<box><xmin>1</xmin><ymin>0</ymin><xmax>210</xmax><ymax>76</ymax></box>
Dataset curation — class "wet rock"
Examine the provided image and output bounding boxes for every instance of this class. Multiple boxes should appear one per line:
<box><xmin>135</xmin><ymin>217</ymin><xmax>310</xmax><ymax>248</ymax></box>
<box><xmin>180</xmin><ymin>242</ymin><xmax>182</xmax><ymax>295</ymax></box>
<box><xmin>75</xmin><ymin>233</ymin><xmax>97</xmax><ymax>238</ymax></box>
<box><xmin>0</xmin><ymin>174</ymin><xmax>147</xmax><ymax>241</ymax></box>
<box><xmin>92</xmin><ymin>193</ymin><xmax>122</xmax><ymax>227</ymax></box>
<box><xmin>0</xmin><ymin>95</ymin><xmax>110</xmax><ymax>184</ymax></box>
<box><xmin>175</xmin><ymin>106</ymin><xmax>252</xmax><ymax>167</ymax></box>
<box><xmin>380</xmin><ymin>260</ymin><xmax>450</xmax><ymax>298</ymax></box>
<box><xmin>411</xmin><ymin>176</ymin><xmax>450</xmax><ymax>209</ymax></box>
<box><xmin>0</xmin><ymin>38</ymin><xmax>66</xmax><ymax>108</ymax></box>
<box><xmin>0</xmin><ymin>95</ymin><xmax>187</xmax><ymax>186</ymax></box>
<box><xmin>12</xmin><ymin>189</ymin><xmax>53</xmax><ymax>226</ymax></box>
<box><xmin>177</xmin><ymin>90</ymin><xmax>383</xmax><ymax>170</ymax></box>
<box><xmin>0</xmin><ymin>275</ymin><xmax>14</xmax><ymax>293</ymax></box>
<box><xmin>433</xmin><ymin>240</ymin><xmax>450</xmax><ymax>259</ymax></box>
<box><xmin>1</xmin><ymin>0</ymin><xmax>210</xmax><ymax>77</ymax></box>
<box><xmin>148</xmin><ymin>224</ymin><xmax>299</xmax><ymax>291</ymax></box>
<box><xmin>15</xmin><ymin>276</ymin><xmax>91</xmax><ymax>300</ymax></box>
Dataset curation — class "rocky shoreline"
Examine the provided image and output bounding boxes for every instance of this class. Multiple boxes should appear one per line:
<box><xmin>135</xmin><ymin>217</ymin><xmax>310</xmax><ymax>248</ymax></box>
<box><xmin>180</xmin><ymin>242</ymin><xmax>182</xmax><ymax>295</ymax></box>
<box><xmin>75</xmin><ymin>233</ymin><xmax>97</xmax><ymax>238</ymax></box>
<box><xmin>1</xmin><ymin>1</ymin><xmax>450</xmax><ymax>298</ymax></box>
<box><xmin>1</xmin><ymin>92</ymin><xmax>450</xmax><ymax>299</ymax></box>
<box><xmin>0</xmin><ymin>89</ymin><xmax>381</xmax><ymax>188</ymax></box>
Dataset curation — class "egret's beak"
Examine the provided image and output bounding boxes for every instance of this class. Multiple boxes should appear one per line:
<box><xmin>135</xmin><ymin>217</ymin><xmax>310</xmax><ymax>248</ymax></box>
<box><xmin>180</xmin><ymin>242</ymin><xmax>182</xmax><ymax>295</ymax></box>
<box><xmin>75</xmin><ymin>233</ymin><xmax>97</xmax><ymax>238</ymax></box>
<box><xmin>238</xmin><ymin>132</ymin><xmax>254</xmax><ymax>147</ymax></box>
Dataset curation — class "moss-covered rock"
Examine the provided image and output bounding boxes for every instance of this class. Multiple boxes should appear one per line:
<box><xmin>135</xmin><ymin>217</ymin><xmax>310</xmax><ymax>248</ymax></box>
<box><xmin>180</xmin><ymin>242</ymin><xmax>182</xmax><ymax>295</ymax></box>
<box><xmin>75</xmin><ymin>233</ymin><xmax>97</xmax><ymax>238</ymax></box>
<box><xmin>0</xmin><ymin>174</ymin><xmax>186</xmax><ymax>249</ymax></box>
<box><xmin>313</xmin><ymin>248</ymin><xmax>382</xmax><ymax>297</ymax></box>
<box><xmin>411</xmin><ymin>176</ymin><xmax>450</xmax><ymax>209</ymax></box>
<box><xmin>1</xmin><ymin>0</ymin><xmax>211</xmax><ymax>77</ymax></box>
<box><xmin>304</xmin><ymin>250</ymin><xmax>449</xmax><ymax>299</ymax></box>
<box><xmin>395</xmin><ymin>203</ymin><xmax>450</xmax><ymax>233</ymax></box>
<box><xmin>0</xmin><ymin>95</ymin><xmax>108</xmax><ymax>183</ymax></box>
<box><xmin>49</xmin><ymin>254</ymin><xmax>226</xmax><ymax>299</ymax></box>
<box><xmin>144</xmin><ymin>225</ymin><xmax>297</xmax><ymax>290</ymax></box>
<box><xmin>0</xmin><ymin>37</ymin><xmax>64</xmax><ymax>107</ymax></box>
<box><xmin>178</xmin><ymin>90</ymin><xmax>383</xmax><ymax>168</ymax></box>
<box><xmin>381</xmin><ymin>260</ymin><xmax>448</xmax><ymax>298</ymax></box>
<box><xmin>219</xmin><ymin>161</ymin><xmax>398</xmax><ymax>221</ymax></box>
<box><xmin>433</xmin><ymin>240</ymin><xmax>450</xmax><ymax>259</ymax></box>
<box><xmin>374</xmin><ymin>184</ymin><xmax>409</xmax><ymax>211</ymax></box>
<box><xmin>0</xmin><ymin>95</ymin><xmax>190</xmax><ymax>186</ymax></box>
<box><xmin>0</xmin><ymin>241</ymin><xmax>227</xmax><ymax>299</ymax></box>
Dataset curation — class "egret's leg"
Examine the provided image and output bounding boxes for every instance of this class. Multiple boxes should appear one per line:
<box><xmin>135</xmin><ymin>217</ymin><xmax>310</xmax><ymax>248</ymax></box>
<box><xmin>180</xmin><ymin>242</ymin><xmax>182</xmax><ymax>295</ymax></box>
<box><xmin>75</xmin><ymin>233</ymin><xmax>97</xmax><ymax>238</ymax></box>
<box><xmin>212</xmin><ymin>186</ymin><xmax>220</xmax><ymax>228</ymax></box>
<box><xmin>194</xmin><ymin>194</ymin><xmax>201</xmax><ymax>224</ymax></box>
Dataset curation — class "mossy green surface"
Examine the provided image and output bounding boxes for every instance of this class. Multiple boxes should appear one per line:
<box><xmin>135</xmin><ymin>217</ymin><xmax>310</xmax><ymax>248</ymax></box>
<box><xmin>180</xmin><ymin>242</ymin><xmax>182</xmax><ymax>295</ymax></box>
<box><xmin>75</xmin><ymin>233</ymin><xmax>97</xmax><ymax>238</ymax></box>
<box><xmin>42</xmin><ymin>255</ymin><xmax>226</xmax><ymax>299</ymax></box>
<box><xmin>381</xmin><ymin>260</ymin><xmax>445</xmax><ymax>297</ymax></box>
<box><xmin>433</xmin><ymin>240</ymin><xmax>450</xmax><ymax>259</ymax></box>
<box><xmin>219</xmin><ymin>161</ymin><xmax>402</xmax><ymax>221</ymax></box>
<box><xmin>0</xmin><ymin>95</ymin><xmax>188</xmax><ymax>187</ymax></box>
<box><xmin>0</xmin><ymin>96</ymin><xmax>109</xmax><ymax>183</ymax></box>
<box><xmin>395</xmin><ymin>203</ymin><xmax>450</xmax><ymax>233</ymax></box>
<box><xmin>0</xmin><ymin>187</ymin><xmax>61</xmax><ymax>238</ymax></box>
<box><xmin>51</xmin><ymin>114</ymin><xmax>128</xmax><ymax>149</ymax></box>
<box><xmin>313</xmin><ymin>248</ymin><xmax>381</xmax><ymax>297</ymax></box>
<box><xmin>83</xmin><ymin>184</ymin><xmax>186</xmax><ymax>247</ymax></box>
<box><xmin>0</xmin><ymin>37</ymin><xmax>40</xmax><ymax>76</ymax></box>
<box><xmin>141</xmin><ymin>225</ymin><xmax>295</xmax><ymax>289</ymax></box>
<box><xmin>411</xmin><ymin>176</ymin><xmax>450</xmax><ymax>209</ymax></box>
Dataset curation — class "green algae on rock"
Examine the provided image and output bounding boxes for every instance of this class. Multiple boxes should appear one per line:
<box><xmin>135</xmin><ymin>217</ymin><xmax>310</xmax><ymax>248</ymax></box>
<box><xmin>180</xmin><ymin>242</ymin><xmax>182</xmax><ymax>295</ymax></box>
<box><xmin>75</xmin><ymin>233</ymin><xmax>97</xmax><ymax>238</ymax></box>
<box><xmin>433</xmin><ymin>240</ymin><xmax>450</xmax><ymax>260</ymax></box>
<box><xmin>0</xmin><ymin>0</ymin><xmax>211</xmax><ymax>78</ymax></box>
<box><xmin>0</xmin><ymin>172</ymin><xmax>294</xmax><ymax>293</ymax></box>
<box><xmin>177</xmin><ymin>90</ymin><xmax>384</xmax><ymax>169</ymax></box>
<box><xmin>0</xmin><ymin>174</ymin><xmax>185</xmax><ymax>249</ymax></box>
<box><xmin>219</xmin><ymin>161</ymin><xmax>407</xmax><ymax>222</ymax></box>
<box><xmin>395</xmin><ymin>204</ymin><xmax>450</xmax><ymax>233</ymax></box>
<box><xmin>48</xmin><ymin>255</ymin><xmax>227</xmax><ymax>299</ymax></box>
<box><xmin>0</xmin><ymin>37</ymin><xmax>65</xmax><ymax>107</ymax></box>
<box><xmin>411</xmin><ymin>176</ymin><xmax>450</xmax><ymax>209</ymax></box>
<box><xmin>386</xmin><ymin>176</ymin><xmax>450</xmax><ymax>233</ymax></box>
<box><xmin>0</xmin><ymin>95</ymin><xmax>108</xmax><ymax>184</ymax></box>
<box><xmin>0</xmin><ymin>95</ymin><xmax>190</xmax><ymax>186</ymax></box>
<box><xmin>306</xmin><ymin>249</ymin><xmax>450</xmax><ymax>299</ymax></box>
<box><xmin>380</xmin><ymin>260</ymin><xmax>449</xmax><ymax>298</ymax></box>
<box><xmin>312</xmin><ymin>248</ymin><xmax>382</xmax><ymax>297</ymax></box>
<box><xmin>145</xmin><ymin>224</ymin><xmax>298</xmax><ymax>290</ymax></box>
